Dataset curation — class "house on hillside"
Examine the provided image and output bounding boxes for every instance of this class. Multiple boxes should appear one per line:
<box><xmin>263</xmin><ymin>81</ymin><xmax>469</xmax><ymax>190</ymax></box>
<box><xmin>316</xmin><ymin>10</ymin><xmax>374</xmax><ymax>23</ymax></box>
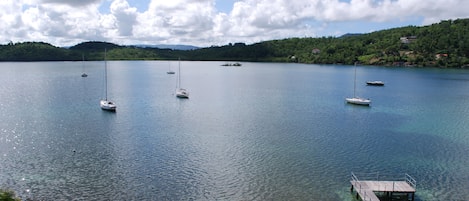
<box><xmin>312</xmin><ymin>48</ymin><xmax>321</xmax><ymax>54</ymax></box>
<box><xmin>435</xmin><ymin>53</ymin><xmax>448</xmax><ymax>59</ymax></box>
<box><xmin>400</xmin><ymin>36</ymin><xmax>417</xmax><ymax>44</ymax></box>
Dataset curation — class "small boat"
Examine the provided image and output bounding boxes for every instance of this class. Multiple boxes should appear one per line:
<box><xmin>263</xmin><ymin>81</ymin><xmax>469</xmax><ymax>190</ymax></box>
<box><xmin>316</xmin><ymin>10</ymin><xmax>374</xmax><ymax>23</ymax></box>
<box><xmin>345</xmin><ymin>97</ymin><xmax>371</xmax><ymax>106</ymax></box>
<box><xmin>175</xmin><ymin>58</ymin><xmax>189</xmax><ymax>99</ymax></box>
<box><xmin>221</xmin><ymin>62</ymin><xmax>242</xmax><ymax>67</ymax></box>
<box><xmin>81</xmin><ymin>54</ymin><xmax>88</xmax><ymax>77</ymax></box>
<box><xmin>100</xmin><ymin>100</ymin><xmax>117</xmax><ymax>111</ymax></box>
<box><xmin>100</xmin><ymin>49</ymin><xmax>116</xmax><ymax>111</ymax></box>
<box><xmin>346</xmin><ymin>63</ymin><xmax>371</xmax><ymax>106</ymax></box>
<box><xmin>167</xmin><ymin>61</ymin><xmax>175</xmax><ymax>74</ymax></box>
<box><xmin>176</xmin><ymin>88</ymin><xmax>189</xmax><ymax>98</ymax></box>
<box><xmin>366</xmin><ymin>81</ymin><xmax>384</xmax><ymax>86</ymax></box>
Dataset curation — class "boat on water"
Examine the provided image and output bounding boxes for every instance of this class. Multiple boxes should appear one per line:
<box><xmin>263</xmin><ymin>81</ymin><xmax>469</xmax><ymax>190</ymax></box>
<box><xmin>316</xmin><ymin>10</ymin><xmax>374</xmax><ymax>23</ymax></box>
<box><xmin>176</xmin><ymin>88</ymin><xmax>189</xmax><ymax>98</ymax></box>
<box><xmin>346</xmin><ymin>63</ymin><xmax>371</xmax><ymax>106</ymax></box>
<box><xmin>366</xmin><ymin>81</ymin><xmax>384</xmax><ymax>86</ymax></box>
<box><xmin>221</xmin><ymin>62</ymin><xmax>242</xmax><ymax>67</ymax></box>
<box><xmin>345</xmin><ymin>97</ymin><xmax>371</xmax><ymax>106</ymax></box>
<box><xmin>100</xmin><ymin>49</ymin><xmax>116</xmax><ymax>111</ymax></box>
<box><xmin>81</xmin><ymin>54</ymin><xmax>88</xmax><ymax>77</ymax></box>
<box><xmin>167</xmin><ymin>61</ymin><xmax>175</xmax><ymax>74</ymax></box>
<box><xmin>175</xmin><ymin>58</ymin><xmax>189</xmax><ymax>99</ymax></box>
<box><xmin>100</xmin><ymin>100</ymin><xmax>116</xmax><ymax>111</ymax></box>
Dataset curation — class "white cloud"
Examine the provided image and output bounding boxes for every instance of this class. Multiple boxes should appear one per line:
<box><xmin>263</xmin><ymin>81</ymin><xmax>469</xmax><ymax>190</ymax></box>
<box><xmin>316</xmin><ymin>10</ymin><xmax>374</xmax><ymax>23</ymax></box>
<box><xmin>0</xmin><ymin>0</ymin><xmax>106</xmax><ymax>45</ymax></box>
<box><xmin>41</xmin><ymin>0</ymin><xmax>102</xmax><ymax>7</ymax></box>
<box><xmin>133</xmin><ymin>0</ymin><xmax>216</xmax><ymax>45</ymax></box>
<box><xmin>0</xmin><ymin>0</ymin><xmax>25</xmax><ymax>42</ymax></box>
<box><xmin>0</xmin><ymin>0</ymin><xmax>468</xmax><ymax>47</ymax></box>
<box><xmin>110</xmin><ymin>0</ymin><xmax>137</xmax><ymax>36</ymax></box>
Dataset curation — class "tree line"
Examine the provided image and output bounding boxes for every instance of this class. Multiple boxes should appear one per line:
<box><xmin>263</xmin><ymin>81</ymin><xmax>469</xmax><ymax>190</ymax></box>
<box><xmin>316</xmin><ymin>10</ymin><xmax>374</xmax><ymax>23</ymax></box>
<box><xmin>1</xmin><ymin>18</ymin><xmax>469</xmax><ymax>68</ymax></box>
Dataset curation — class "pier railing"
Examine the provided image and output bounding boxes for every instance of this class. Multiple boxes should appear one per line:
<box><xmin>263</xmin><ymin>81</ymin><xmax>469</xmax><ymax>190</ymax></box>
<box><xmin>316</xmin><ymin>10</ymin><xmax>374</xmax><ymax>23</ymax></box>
<box><xmin>405</xmin><ymin>173</ymin><xmax>417</xmax><ymax>189</ymax></box>
<box><xmin>350</xmin><ymin>172</ymin><xmax>376</xmax><ymax>201</ymax></box>
<box><xmin>351</xmin><ymin>172</ymin><xmax>416</xmax><ymax>201</ymax></box>
<box><xmin>351</xmin><ymin>171</ymin><xmax>381</xmax><ymax>181</ymax></box>
<box><xmin>352</xmin><ymin>172</ymin><xmax>416</xmax><ymax>183</ymax></box>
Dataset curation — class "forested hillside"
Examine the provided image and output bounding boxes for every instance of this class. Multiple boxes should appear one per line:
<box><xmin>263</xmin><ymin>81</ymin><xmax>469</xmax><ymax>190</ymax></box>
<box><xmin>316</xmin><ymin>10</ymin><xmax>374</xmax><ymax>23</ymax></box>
<box><xmin>0</xmin><ymin>42</ymin><xmax>77</xmax><ymax>61</ymax></box>
<box><xmin>1</xmin><ymin>19</ymin><xmax>468</xmax><ymax>68</ymax></box>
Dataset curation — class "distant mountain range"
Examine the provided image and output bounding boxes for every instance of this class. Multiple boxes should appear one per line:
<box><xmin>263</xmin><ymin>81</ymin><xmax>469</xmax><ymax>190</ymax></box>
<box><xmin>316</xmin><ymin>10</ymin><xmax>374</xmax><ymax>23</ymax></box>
<box><xmin>132</xmin><ymin>44</ymin><xmax>199</xmax><ymax>50</ymax></box>
<box><xmin>63</xmin><ymin>44</ymin><xmax>199</xmax><ymax>50</ymax></box>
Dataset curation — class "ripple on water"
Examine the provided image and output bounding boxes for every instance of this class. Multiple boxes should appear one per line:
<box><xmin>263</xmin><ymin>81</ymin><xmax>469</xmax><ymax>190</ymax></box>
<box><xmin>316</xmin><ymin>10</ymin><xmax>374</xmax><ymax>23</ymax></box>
<box><xmin>1</xmin><ymin>62</ymin><xmax>469</xmax><ymax>200</ymax></box>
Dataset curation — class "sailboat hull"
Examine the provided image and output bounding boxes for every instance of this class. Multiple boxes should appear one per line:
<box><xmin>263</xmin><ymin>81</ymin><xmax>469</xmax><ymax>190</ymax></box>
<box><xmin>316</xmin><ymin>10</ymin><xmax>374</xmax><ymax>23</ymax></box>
<box><xmin>366</xmin><ymin>81</ymin><xmax>384</xmax><ymax>86</ymax></box>
<box><xmin>176</xmin><ymin>88</ymin><xmax>189</xmax><ymax>99</ymax></box>
<box><xmin>345</xmin><ymin>97</ymin><xmax>371</xmax><ymax>106</ymax></box>
<box><xmin>346</xmin><ymin>63</ymin><xmax>371</xmax><ymax>106</ymax></box>
<box><xmin>100</xmin><ymin>49</ymin><xmax>116</xmax><ymax>111</ymax></box>
<box><xmin>175</xmin><ymin>58</ymin><xmax>189</xmax><ymax>98</ymax></box>
<box><xmin>100</xmin><ymin>100</ymin><xmax>117</xmax><ymax>111</ymax></box>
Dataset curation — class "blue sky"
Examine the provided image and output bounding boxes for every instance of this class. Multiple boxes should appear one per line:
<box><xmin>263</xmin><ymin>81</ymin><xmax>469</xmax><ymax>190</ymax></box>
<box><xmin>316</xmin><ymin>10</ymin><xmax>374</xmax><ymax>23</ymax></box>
<box><xmin>1</xmin><ymin>0</ymin><xmax>468</xmax><ymax>47</ymax></box>
<box><xmin>98</xmin><ymin>0</ymin><xmax>234</xmax><ymax>14</ymax></box>
<box><xmin>214</xmin><ymin>0</ymin><xmax>234</xmax><ymax>14</ymax></box>
<box><xmin>99</xmin><ymin>0</ymin><xmax>234</xmax><ymax>15</ymax></box>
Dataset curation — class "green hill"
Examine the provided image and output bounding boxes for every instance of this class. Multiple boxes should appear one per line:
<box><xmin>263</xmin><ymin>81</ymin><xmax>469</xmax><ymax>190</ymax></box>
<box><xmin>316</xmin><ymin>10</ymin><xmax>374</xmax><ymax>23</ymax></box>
<box><xmin>1</xmin><ymin>18</ymin><xmax>469</xmax><ymax>68</ymax></box>
<box><xmin>0</xmin><ymin>42</ymin><xmax>77</xmax><ymax>61</ymax></box>
<box><xmin>69</xmin><ymin>41</ymin><xmax>121</xmax><ymax>51</ymax></box>
<box><xmin>212</xmin><ymin>18</ymin><xmax>469</xmax><ymax>68</ymax></box>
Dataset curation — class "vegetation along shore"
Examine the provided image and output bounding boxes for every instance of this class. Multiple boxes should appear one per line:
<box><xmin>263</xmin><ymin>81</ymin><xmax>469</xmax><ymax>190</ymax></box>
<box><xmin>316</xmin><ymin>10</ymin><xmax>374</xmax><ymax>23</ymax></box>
<box><xmin>1</xmin><ymin>18</ymin><xmax>468</xmax><ymax>68</ymax></box>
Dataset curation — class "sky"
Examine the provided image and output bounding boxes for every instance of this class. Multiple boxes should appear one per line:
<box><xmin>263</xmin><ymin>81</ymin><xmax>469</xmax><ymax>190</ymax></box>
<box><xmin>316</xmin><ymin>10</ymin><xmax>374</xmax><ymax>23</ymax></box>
<box><xmin>1</xmin><ymin>0</ymin><xmax>468</xmax><ymax>47</ymax></box>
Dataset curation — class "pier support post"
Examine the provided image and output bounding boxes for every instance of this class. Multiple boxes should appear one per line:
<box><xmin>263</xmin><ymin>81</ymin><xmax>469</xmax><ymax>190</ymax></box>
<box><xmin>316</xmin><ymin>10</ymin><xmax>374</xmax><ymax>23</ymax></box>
<box><xmin>350</xmin><ymin>185</ymin><xmax>354</xmax><ymax>192</ymax></box>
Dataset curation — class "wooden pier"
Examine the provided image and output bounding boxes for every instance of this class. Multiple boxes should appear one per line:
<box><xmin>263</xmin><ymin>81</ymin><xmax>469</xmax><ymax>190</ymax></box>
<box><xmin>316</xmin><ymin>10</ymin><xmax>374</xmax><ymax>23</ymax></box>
<box><xmin>350</xmin><ymin>172</ymin><xmax>416</xmax><ymax>201</ymax></box>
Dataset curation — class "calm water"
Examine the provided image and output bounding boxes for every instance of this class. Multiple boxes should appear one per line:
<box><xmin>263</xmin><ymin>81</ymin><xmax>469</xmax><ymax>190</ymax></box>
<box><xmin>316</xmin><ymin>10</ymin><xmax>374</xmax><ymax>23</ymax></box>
<box><xmin>0</xmin><ymin>61</ymin><xmax>469</xmax><ymax>200</ymax></box>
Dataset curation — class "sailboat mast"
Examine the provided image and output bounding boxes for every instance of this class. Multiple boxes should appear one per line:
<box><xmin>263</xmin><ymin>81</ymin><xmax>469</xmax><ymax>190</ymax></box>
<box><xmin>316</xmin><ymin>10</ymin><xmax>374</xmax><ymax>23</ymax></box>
<box><xmin>178</xmin><ymin>58</ymin><xmax>181</xmax><ymax>88</ymax></box>
<box><xmin>104</xmin><ymin>49</ymin><xmax>108</xmax><ymax>101</ymax></box>
<box><xmin>353</xmin><ymin>63</ymin><xmax>357</xmax><ymax>97</ymax></box>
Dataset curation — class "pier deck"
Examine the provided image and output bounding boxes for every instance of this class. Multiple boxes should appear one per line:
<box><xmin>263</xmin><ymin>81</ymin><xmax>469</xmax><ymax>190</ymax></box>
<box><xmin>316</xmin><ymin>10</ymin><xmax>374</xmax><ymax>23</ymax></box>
<box><xmin>350</xmin><ymin>172</ymin><xmax>416</xmax><ymax>201</ymax></box>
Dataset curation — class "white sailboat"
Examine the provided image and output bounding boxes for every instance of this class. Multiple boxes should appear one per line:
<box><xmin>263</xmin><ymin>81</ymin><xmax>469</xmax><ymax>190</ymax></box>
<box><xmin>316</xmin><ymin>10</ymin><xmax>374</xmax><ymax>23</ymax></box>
<box><xmin>81</xmin><ymin>54</ymin><xmax>88</xmax><ymax>77</ymax></box>
<box><xmin>366</xmin><ymin>80</ymin><xmax>384</xmax><ymax>86</ymax></box>
<box><xmin>167</xmin><ymin>61</ymin><xmax>175</xmax><ymax>74</ymax></box>
<box><xmin>175</xmin><ymin>58</ymin><xmax>189</xmax><ymax>99</ymax></box>
<box><xmin>100</xmin><ymin>50</ymin><xmax>117</xmax><ymax>111</ymax></box>
<box><xmin>346</xmin><ymin>63</ymin><xmax>371</xmax><ymax>106</ymax></box>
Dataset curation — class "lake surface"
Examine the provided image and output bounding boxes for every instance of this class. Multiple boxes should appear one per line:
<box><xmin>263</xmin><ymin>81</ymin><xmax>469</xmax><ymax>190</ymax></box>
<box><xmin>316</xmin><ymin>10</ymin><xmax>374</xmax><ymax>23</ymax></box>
<box><xmin>0</xmin><ymin>61</ymin><xmax>468</xmax><ymax>200</ymax></box>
